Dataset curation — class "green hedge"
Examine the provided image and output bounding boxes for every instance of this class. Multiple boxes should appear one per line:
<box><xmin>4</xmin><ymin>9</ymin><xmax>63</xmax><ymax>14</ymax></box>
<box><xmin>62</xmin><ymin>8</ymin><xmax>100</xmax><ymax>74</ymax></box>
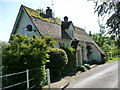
<box><xmin>62</xmin><ymin>46</ymin><xmax>76</xmax><ymax>75</ymax></box>
<box><xmin>46</xmin><ymin>48</ymin><xmax>68</xmax><ymax>81</ymax></box>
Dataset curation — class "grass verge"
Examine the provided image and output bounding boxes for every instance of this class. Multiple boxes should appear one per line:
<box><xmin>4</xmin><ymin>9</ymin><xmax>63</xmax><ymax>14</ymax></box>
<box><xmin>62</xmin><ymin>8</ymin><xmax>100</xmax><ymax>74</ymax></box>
<box><xmin>107</xmin><ymin>57</ymin><xmax>120</xmax><ymax>62</ymax></box>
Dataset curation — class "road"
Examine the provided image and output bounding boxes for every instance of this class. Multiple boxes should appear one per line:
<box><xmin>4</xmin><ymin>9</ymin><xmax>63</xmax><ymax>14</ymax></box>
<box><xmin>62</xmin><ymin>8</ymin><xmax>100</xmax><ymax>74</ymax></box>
<box><xmin>66</xmin><ymin>60</ymin><xmax>120</xmax><ymax>88</ymax></box>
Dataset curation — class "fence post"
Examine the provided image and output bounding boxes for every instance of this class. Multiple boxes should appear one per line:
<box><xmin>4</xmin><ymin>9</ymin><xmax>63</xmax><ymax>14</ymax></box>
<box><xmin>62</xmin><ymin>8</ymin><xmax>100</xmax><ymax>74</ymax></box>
<box><xmin>47</xmin><ymin>69</ymin><xmax>51</xmax><ymax>89</ymax></box>
<box><xmin>26</xmin><ymin>69</ymin><xmax>29</xmax><ymax>89</ymax></box>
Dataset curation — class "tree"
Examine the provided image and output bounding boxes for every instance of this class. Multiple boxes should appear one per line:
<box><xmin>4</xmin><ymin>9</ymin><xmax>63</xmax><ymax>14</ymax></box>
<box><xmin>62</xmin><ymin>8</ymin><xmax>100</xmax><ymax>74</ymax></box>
<box><xmin>2</xmin><ymin>34</ymin><xmax>54</xmax><ymax>89</ymax></box>
<box><xmin>94</xmin><ymin>0</ymin><xmax>120</xmax><ymax>49</ymax></box>
<box><xmin>90</xmin><ymin>30</ymin><xmax>119</xmax><ymax>59</ymax></box>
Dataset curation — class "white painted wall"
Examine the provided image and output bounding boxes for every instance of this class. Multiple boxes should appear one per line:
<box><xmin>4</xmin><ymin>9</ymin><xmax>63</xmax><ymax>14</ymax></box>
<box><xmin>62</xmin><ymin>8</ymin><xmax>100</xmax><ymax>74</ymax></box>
<box><xmin>15</xmin><ymin>9</ymin><xmax>40</xmax><ymax>38</ymax></box>
<box><xmin>79</xmin><ymin>42</ymin><xmax>87</xmax><ymax>61</ymax></box>
<box><xmin>91</xmin><ymin>45</ymin><xmax>101</xmax><ymax>61</ymax></box>
<box><xmin>79</xmin><ymin>41</ymin><xmax>102</xmax><ymax>62</ymax></box>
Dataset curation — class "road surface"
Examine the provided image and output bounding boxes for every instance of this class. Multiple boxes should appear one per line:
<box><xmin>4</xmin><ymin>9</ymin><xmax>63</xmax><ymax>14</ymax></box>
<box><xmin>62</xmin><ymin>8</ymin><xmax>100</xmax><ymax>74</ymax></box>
<box><xmin>66</xmin><ymin>60</ymin><xmax>120</xmax><ymax>88</ymax></box>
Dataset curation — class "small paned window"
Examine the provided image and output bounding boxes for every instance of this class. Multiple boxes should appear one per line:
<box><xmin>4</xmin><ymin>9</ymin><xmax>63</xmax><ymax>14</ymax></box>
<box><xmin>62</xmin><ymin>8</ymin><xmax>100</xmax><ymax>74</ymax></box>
<box><xmin>26</xmin><ymin>25</ymin><xmax>32</xmax><ymax>31</ymax></box>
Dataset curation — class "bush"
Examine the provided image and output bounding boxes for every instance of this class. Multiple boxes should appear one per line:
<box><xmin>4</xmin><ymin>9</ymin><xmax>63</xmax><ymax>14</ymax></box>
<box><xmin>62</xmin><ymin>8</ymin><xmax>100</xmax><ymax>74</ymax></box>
<box><xmin>2</xmin><ymin>34</ymin><xmax>54</xmax><ymax>89</ymax></box>
<box><xmin>77</xmin><ymin>65</ymin><xmax>86</xmax><ymax>72</ymax></box>
<box><xmin>84</xmin><ymin>64</ymin><xmax>91</xmax><ymax>70</ymax></box>
<box><xmin>46</xmin><ymin>48</ymin><xmax>68</xmax><ymax>81</ymax></box>
<box><xmin>62</xmin><ymin>46</ymin><xmax>76</xmax><ymax>75</ymax></box>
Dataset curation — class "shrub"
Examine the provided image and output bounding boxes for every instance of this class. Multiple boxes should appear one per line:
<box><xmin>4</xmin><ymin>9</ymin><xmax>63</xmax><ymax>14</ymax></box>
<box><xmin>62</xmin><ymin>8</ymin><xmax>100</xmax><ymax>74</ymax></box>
<box><xmin>77</xmin><ymin>65</ymin><xmax>86</xmax><ymax>72</ymax></box>
<box><xmin>46</xmin><ymin>48</ymin><xmax>68</xmax><ymax>81</ymax></box>
<box><xmin>2</xmin><ymin>34</ymin><xmax>54</xmax><ymax>89</ymax></box>
<box><xmin>84</xmin><ymin>64</ymin><xmax>91</xmax><ymax>70</ymax></box>
<box><xmin>62</xmin><ymin>46</ymin><xmax>76</xmax><ymax>75</ymax></box>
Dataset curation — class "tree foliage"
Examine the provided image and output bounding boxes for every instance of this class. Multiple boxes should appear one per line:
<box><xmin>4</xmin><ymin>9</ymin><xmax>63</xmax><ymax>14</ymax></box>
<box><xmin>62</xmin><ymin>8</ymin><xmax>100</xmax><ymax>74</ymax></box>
<box><xmin>90</xmin><ymin>30</ymin><xmax>119</xmax><ymax>60</ymax></box>
<box><xmin>2</xmin><ymin>34</ymin><xmax>54</xmax><ymax>89</ymax></box>
<box><xmin>94</xmin><ymin>1</ymin><xmax>120</xmax><ymax>38</ymax></box>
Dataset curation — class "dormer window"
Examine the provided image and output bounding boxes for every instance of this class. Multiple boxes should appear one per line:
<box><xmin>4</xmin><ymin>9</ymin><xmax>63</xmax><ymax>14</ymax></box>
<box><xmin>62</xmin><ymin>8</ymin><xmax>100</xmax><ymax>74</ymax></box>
<box><xmin>27</xmin><ymin>25</ymin><xmax>32</xmax><ymax>31</ymax></box>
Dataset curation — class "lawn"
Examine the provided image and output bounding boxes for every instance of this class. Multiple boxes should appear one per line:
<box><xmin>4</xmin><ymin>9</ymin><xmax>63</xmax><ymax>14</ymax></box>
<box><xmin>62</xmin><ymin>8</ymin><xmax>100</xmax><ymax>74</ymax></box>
<box><xmin>107</xmin><ymin>57</ymin><xmax>120</xmax><ymax>62</ymax></box>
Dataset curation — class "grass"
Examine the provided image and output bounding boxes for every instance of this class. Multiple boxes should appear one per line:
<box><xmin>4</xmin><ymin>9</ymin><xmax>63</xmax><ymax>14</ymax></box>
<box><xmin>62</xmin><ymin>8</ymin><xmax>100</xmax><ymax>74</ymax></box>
<box><xmin>107</xmin><ymin>57</ymin><xmax>120</xmax><ymax>62</ymax></box>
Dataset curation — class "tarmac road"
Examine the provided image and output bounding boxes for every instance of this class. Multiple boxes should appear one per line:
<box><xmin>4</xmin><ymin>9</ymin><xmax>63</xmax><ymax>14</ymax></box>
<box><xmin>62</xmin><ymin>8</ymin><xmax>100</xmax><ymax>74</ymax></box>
<box><xmin>66</xmin><ymin>60</ymin><xmax>120</xmax><ymax>88</ymax></box>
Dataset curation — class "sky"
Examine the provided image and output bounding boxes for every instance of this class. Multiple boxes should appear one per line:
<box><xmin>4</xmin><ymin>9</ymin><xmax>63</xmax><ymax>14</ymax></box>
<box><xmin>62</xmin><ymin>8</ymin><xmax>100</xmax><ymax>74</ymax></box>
<box><xmin>0</xmin><ymin>0</ymin><xmax>101</xmax><ymax>42</ymax></box>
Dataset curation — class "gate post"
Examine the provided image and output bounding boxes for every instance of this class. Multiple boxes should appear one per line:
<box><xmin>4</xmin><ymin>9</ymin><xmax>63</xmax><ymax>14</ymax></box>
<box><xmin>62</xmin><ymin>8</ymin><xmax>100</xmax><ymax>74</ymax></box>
<box><xmin>47</xmin><ymin>69</ymin><xmax>51</xmax><ymax>89</ymax></box>
<box><xmin>26</xmin><ymin>69</ymin><xmax>29</xmax><ymax>89</ymax></box>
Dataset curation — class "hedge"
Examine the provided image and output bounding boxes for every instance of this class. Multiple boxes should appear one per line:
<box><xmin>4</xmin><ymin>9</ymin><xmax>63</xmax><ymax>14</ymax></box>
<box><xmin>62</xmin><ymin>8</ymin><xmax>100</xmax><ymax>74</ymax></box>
<box><xmin>62</xmin><ymin>46</ymin><xmax>76</xmax><ymax>75</ymax></box>
<box><xmin>46</xmin><ymin>48</ymin><xmax>68</xmax><ymax>81</ymax></box>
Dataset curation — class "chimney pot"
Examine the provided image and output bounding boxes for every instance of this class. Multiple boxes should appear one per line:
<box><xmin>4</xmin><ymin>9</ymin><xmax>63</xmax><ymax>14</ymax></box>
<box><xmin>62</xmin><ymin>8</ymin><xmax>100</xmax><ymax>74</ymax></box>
<box><xmin>64</xmin><ymin>16</ymin><xmax>68</xmax><ymax>22</ymax></box>
<box><xmin>46</xmin><ymin>7</ymin><xmax>52</xmax><ymax>18</ymax></box>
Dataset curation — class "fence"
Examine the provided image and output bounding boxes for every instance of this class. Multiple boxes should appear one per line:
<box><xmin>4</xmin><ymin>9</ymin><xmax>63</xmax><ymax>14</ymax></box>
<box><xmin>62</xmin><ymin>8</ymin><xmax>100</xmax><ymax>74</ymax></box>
<box><xmin>0</xmin><ymin>68</ymin><xmax>51</xmax><ymax>89</ymax></box>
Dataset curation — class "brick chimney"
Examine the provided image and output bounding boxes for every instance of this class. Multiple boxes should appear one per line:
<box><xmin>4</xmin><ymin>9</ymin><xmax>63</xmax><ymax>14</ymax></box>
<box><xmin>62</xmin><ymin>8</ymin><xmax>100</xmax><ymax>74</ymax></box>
<box><xmin>46</xmin><ymin>7</ymin><xmax>52</xmax><ymax>18</ymax></box>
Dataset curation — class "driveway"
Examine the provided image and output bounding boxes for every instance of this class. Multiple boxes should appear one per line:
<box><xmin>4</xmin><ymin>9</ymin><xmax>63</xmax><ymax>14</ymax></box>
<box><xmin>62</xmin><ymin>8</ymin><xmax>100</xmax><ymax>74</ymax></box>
<box><xmin>65</xmin><ymin>60</ymin><xmax>120</xmax><ymax>88</ymax></box>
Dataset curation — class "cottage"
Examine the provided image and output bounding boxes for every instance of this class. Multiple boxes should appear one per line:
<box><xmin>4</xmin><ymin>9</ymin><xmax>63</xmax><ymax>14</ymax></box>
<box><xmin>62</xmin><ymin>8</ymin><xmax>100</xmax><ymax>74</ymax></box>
<box><xmin>10</xmin><ymin>5</ymin><xmax>105</xmax><ymax>67</ymax></box>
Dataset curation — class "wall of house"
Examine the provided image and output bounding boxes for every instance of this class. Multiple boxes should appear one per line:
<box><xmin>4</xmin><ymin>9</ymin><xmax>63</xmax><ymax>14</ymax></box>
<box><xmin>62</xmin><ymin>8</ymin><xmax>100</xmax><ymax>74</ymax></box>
<box><xmin>15</xmin><ymin>9</ymin><xmax>40</xmax><ymax>38</ymax></box>
<box><xmin>78</xmin><ymin>41</ymin><xmax>102</xmax><ymax>62</ymax></box>
<box><xmin>54</xmin><ymin>39</ymin><xmax>72</xmax><ymax>48</ymax></box>
<box><xmin>79</xmin><ymin>41</ymin><xmax>87</xmax><ymax>61</ymax></box>
<box><xmin>79</xmin><ymin>41</ymin><xmax>102</xmax><ymax>62</ymax></box>
<box><xmin>76</xmin><ymin>42</ymin><xmax>83</xmax><ymax>66</ymax></box>
<box><xmin>65</xmin><ymin>24</ymin><xmax>74</xmax><ymax>39</ymax></box>
<box><xmin>91</xmin><ymin>45</ymin><xmax>101</xmax><ymax>61</ymax></box>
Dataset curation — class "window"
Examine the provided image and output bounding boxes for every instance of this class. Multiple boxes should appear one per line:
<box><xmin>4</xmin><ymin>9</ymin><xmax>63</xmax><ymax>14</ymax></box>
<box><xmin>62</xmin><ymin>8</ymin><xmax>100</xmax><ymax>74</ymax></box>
<box><xmin>33</xmin><ymin>35</ymin><xmax>35</xmax><ymax>38</ymax></box>
<box><xmin>26</xmin><ymin>25</ymin><xmax>32</xmax><ymax>31</ymax></box>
